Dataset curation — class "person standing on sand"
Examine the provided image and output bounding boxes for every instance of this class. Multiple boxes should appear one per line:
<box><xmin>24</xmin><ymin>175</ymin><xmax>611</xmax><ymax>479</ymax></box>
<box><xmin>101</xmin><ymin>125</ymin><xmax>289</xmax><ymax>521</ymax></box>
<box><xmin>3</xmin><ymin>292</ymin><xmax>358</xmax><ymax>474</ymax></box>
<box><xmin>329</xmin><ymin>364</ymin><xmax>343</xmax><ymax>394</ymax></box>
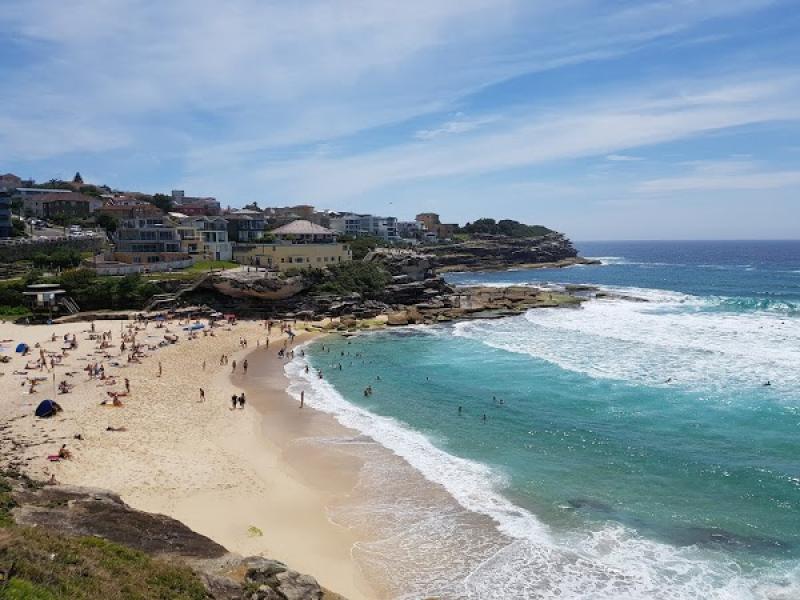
<box><xmin>300</xmin><ymin>390</ymin><xmax>304</xmax><ymax>408</ymax></box>
<box><xmin>232</xmin><ymin>360</ymin><xmax>237</xmax><ymax>372</ymax></box>
<box><xmin>199</xmin><ymin>388</ymin><xmax>205</xmax><ymax>402</ymax></box>
<box><xmin>124</xmin><ymin>378</ymin><xmax>130</xmax><ymax>394</ymax></box>
<box><xmin>243</xmin><ymin>359</ymin><xmax>248</xmax><ymax>374</ymax></box>
<box><xmin>202</xmin><ymin>360</ymin><xmax>206</xmax><ymax>371</ymax></box>
<box><xmin>238</xmin><ymin>393</ymin><xmax>246</xmax><ymax>409</ymax></box>
<box><xmin>158</xmin><ymin>361</ymin><xmax>162</xmax><ymax>377</ymax></box>
<box><xmin>231</xmin><ymin>394</ymin><xmax>238</xmax><ymax>409</ymax></box>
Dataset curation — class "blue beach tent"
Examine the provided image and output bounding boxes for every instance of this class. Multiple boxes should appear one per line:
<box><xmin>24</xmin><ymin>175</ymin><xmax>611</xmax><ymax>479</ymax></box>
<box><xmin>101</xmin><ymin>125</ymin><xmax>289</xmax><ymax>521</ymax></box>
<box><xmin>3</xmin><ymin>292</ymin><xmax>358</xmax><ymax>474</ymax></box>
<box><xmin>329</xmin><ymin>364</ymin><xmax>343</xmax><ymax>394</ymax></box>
<box><xmin>15</xmin><ymin>343</ymin><xmax>29</xmax><ymax>353</ymax></box>
<box><xmin>35</xmin><ymin>399</ymin><xmax>61</xmax><ymax>418</ymax></box>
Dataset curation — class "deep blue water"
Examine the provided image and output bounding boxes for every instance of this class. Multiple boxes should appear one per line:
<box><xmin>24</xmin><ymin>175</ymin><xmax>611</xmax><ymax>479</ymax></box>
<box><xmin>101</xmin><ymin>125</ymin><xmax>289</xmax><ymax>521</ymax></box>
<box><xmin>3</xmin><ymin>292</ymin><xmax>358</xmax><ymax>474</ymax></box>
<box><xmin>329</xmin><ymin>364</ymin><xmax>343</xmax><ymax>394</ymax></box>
<box><xmin>295</xmin><ymin>241</ymin><xmax>800</xmax><ymax>599</ymax></box>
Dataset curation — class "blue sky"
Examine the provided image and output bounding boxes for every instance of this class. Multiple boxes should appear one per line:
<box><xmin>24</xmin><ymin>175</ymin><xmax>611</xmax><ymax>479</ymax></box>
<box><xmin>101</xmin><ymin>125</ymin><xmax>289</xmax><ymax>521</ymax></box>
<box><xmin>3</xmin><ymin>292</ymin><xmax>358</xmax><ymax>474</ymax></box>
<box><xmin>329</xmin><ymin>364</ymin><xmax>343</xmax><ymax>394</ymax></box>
<box><xmin>1</xmin><ymin>0</ymin><xmax>799</xmax><ymax>239</ymax></box>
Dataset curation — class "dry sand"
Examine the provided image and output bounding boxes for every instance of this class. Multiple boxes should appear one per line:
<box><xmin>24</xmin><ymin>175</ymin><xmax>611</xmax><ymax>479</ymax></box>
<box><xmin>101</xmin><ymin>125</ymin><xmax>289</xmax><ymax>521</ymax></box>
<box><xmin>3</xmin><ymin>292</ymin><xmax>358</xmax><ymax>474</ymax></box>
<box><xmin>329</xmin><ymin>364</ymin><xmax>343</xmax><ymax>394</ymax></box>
<box><xmin>0</xmin><ymin>317</ymin><xmax>375</xmax><ymax>600</ymax></box>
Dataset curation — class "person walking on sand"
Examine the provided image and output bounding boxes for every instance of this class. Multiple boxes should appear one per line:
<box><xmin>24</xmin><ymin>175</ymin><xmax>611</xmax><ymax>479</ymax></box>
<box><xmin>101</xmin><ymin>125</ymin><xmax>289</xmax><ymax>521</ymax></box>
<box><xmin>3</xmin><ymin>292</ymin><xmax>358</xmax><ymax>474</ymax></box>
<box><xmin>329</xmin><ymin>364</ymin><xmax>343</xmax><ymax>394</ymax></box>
<box><xmin>231</xmin><ymin>394</ymin><xmax>238</xmax><ymax>410</ymax></box>
<box><xmin>238</xmin><ymin>392</ymin><xmax>246</xmax><ymax>409</ymax></box>
<box><xmin>124</xmin><ymin>378</ymin><xmax>130</xmax><ymax>394</ymax></box>
<box><xmin>300</xmin><ymin>390</ymin><xmax>305</xmax><ymax>408</ymax></box>
<box><xmin>158</xmin><ymin>361</ymin><xmax>162</xmax><ymax>377</ymax></box>
<box><xmin>199</xmin><ymin>388</ymin><xmax>205</xmax><ymax>402</ymax></box>
<box><xmin>232</xmin><ymin>360</ymin><xmax>237</xmax><ymax>372</ymax></box>
<box><xmin>243</xmin><ymin>359</ymin><xmax>248</xmax><ymax>374</ymax></box>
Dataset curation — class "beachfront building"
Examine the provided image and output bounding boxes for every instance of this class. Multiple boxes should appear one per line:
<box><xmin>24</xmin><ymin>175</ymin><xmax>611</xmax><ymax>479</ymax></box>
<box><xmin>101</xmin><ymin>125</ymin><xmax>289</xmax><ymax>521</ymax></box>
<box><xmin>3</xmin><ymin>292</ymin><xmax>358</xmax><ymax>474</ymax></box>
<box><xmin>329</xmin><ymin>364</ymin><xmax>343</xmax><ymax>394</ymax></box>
<box><xmin>328</xmin><ymin>213</ymin><xmax>399</xmax><ymax>241</ymax></box>
<box><xmin>232</xmin><ymin>219</ymin><xmax>351</xmax><ymax>272</ymax></box>
<box><xmin>173</xmin><ymin>215</ymin><xmax>233</xmax><ymax>261</ymax></box>
<box><xmin>112</xmin><ymin>215</ymin><xmax>190</xmax><ymax>266</ymax></box>
<box><xmin>22</xmin><ymin>191</ymin><xmax>102</xmax><ymax>219</ymax></box>
<box><xmin>224</xmin><ymin>209</ymin><xmax>267</xmax><ymax>242</ymax></box>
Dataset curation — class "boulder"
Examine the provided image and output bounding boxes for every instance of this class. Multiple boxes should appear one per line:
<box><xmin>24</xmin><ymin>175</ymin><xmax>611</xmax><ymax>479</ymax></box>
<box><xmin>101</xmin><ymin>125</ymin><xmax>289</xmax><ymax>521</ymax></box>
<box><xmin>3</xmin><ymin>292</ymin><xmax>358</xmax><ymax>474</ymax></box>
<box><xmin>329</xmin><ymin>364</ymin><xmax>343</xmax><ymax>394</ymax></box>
<box><xmin>387</xmin><ymin>311</ymin><xmax>409</xmax><ymax>326</ymax></box>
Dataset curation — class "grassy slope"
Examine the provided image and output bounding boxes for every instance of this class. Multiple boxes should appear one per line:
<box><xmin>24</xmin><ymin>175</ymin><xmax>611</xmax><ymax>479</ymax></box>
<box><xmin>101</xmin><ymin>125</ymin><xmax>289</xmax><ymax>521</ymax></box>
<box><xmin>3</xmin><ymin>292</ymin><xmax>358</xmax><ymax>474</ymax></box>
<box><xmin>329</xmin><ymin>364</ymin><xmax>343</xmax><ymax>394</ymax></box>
<box><xmin>0</xmin><ymin>475</ymin><xmax>208</xmax><ymax>600</ymax></box>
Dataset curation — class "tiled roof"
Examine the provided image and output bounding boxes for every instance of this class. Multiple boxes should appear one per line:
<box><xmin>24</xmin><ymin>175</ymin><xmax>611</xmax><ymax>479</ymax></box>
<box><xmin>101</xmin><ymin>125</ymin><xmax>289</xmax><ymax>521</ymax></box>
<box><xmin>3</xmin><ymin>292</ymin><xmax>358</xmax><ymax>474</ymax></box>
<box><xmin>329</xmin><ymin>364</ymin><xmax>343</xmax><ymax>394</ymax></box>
<box><xmin>270</xmin><ymin>219</ymin><xmax>334</xmax><ymax>235</ymax></box>
<box><xmin>34</xmin><ymin>192</ymin><xmax>96</xmax><ymax>203</ymax></box>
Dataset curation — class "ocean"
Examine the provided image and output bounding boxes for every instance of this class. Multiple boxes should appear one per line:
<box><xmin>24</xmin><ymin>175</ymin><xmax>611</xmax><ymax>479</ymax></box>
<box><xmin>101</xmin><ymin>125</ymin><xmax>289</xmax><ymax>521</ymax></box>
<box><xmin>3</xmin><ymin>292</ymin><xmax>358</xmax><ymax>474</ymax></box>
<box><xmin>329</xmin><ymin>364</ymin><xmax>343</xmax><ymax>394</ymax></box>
<box><xmin>286</xmin><ymin>240</ymin><xmax>800</xmax><ymax>599</ymax></box>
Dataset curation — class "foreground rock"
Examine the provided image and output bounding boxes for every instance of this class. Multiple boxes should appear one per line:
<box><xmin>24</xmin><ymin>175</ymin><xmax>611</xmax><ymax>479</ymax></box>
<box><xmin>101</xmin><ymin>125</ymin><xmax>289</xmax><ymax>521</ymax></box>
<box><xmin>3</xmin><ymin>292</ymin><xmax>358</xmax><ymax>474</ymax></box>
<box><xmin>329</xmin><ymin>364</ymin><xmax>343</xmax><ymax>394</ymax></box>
<box><xmin>8</xmin><ymin>476</ymin><xmax>334</xmax><ymax>600</ymax></box>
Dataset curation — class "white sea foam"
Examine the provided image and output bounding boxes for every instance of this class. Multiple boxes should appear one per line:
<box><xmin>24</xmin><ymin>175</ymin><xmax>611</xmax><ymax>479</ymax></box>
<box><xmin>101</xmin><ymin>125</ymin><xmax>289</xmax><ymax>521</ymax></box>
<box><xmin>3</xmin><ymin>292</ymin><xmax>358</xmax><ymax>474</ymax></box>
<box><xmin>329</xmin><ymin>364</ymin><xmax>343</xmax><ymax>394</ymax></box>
<box><xmin>285</xmin><ymin>354</ymin><xmax>549</xmax><ymax>542</ymax></box>
<box><xmin>454</xmin><ymin>288</ymin><xmax>800</xmax><ymax>399</ymax></box>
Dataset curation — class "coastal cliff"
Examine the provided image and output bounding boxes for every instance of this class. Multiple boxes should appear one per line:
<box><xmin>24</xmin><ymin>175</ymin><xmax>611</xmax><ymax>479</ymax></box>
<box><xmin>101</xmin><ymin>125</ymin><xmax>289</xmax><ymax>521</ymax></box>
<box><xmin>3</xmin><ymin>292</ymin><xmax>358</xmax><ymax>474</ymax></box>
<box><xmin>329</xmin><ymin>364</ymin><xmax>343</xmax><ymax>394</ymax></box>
<box><xmin>425</xmin><ymin>232</ymin><xmax>597</xmax><ymax>272</ymax></box>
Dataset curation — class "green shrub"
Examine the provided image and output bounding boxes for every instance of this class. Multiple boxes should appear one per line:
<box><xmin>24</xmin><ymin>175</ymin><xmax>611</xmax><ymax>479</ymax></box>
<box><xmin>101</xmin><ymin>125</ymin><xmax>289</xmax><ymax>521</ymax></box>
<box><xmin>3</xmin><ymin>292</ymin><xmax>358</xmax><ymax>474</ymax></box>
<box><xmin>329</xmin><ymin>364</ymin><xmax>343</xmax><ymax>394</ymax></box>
<box><xmin>310</xmin><ymin>262</ymin><xmax>390</xmax><ymax>296</ymax></box>
<box><xmin>57</xmin><ymin>269</ymin><xmax>160</xmax><ymax>311</ymax></box>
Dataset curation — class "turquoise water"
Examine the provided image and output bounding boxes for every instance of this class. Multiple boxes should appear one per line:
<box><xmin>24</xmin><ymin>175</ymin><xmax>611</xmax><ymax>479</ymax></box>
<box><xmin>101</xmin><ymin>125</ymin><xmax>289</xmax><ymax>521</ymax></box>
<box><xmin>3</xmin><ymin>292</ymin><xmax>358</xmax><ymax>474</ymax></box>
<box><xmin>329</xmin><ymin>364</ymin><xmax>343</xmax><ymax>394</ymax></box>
<box><xmin>293</xmin><ymin>241</ymin><xmax>800</xmax><ymax>599</ymax></box>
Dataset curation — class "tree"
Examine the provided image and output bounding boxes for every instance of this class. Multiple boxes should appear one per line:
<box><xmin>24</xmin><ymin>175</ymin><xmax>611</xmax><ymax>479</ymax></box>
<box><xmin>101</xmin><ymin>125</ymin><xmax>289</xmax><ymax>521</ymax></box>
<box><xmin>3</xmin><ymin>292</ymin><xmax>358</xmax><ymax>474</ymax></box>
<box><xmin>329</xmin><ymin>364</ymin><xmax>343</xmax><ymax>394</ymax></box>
<box><xmin>73</xmin><ymin>172</ymin><xmax>84</xmax><ymax>184</ymax></box>
<box><xmin>96</xmin><ymin>213</ymin><xmax>119</xmax><ymax>233</ymax></box>
<box><xmin>338</xmin><ymin>235</ymin><xmax>382</xmax><ymax>260</ymax></box>
<box><xmin>243</xmin><ymin>201</ymin><xmax>261</xmax><ymax>211</ymax></box>
<box><xmin>149</xmin><ymin>193</ymin><xmax>173</xmax><ymax>213</ymax></box>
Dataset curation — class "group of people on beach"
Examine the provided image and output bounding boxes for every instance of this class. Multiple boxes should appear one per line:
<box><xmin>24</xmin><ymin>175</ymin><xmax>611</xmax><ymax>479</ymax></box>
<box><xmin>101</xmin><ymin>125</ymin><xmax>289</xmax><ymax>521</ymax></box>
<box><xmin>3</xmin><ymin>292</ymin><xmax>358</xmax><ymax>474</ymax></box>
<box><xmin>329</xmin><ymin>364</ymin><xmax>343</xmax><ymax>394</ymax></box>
<box><xmin>231</xmin><ymin>392</ymin><xmax>246</xmax><ymax>409</ymax></box>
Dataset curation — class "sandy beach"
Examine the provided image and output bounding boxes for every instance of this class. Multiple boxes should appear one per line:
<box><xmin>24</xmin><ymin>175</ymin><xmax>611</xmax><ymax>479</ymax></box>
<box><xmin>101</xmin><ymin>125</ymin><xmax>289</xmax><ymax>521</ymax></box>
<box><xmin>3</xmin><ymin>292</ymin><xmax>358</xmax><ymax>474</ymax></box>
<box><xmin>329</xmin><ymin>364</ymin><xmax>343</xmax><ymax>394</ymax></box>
<box><xmin>0</xmin><ymin>316</ymin><xmax>375</xmax><ymax>600</ymax></box>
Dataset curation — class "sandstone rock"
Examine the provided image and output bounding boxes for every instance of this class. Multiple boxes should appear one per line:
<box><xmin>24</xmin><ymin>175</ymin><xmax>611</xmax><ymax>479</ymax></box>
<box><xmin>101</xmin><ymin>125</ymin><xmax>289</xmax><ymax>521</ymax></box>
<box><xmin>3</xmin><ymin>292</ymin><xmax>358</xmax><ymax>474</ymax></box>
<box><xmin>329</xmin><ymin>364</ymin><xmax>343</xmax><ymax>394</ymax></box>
<box><xmin>387</xmin><ymin>311</ymin><xmax>409</xmax><ymax>326</ymax></box>
<box><xmin>274</xmin><ymin>571</ymin><xmax>324</xmax><ymax>600</ymax></box>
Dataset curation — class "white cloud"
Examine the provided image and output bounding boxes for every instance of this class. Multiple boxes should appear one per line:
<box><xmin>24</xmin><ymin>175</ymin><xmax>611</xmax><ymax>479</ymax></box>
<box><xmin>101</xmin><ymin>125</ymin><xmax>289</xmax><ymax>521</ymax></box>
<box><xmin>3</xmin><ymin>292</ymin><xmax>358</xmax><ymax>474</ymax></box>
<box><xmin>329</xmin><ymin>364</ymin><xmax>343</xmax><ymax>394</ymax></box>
<box><xmin>0</xmin><ymin>0</ymin><xmax>782</xmax><ymax>163</ymax></box>
<box><xmin>414</xmin><ymin>114</ymin><xmax>499</xmax><ymax>140</ymax></box>
<box><xmin>606</xmin><ymin>154</ymin><xmax>644</xmax><ymax>161</ymax></box>
<box><xmin>207</xmin><ymin>73</ymin><xmax>799</xmax><ymax>203</ymax></box>
<box><xmin>638</xmin><ymin>159</ymin><xmax>800</xmax><ymax>192</ymax></box>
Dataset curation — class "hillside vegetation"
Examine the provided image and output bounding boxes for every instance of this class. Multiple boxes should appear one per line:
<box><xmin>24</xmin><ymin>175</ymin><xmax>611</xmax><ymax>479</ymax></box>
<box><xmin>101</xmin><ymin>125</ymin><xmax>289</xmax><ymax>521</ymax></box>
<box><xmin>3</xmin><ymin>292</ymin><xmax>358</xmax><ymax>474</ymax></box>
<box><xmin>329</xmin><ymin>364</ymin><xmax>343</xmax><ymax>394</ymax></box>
<box><xmin>0</xmin><ymin>473</ymin><xmax>208</xmax><ymax>600</ymax></box>
<box><xmin>459</xmin><ymin>218</ymin><xmax>553</xmax><ymax>238</ymax></box>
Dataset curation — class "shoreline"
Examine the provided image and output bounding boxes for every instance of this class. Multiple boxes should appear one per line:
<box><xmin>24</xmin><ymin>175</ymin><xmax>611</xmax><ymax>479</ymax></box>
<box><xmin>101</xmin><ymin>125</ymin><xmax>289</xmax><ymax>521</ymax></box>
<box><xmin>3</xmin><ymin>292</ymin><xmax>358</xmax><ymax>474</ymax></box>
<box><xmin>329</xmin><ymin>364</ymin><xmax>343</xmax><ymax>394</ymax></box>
<box><xmin>0</xmin><ymin>318</ymin><xmax>375</xmax><ymax>600</ymax></box>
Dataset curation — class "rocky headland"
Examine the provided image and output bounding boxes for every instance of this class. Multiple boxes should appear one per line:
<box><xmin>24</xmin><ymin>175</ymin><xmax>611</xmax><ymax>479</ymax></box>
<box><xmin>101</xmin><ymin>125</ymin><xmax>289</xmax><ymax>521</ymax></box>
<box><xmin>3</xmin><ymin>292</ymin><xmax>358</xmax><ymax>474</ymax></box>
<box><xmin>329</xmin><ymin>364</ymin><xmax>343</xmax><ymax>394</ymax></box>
<box><xmin>180</xmin><ymin>233</ymin><xmax>593</xmax><ymax>324</ymax></box>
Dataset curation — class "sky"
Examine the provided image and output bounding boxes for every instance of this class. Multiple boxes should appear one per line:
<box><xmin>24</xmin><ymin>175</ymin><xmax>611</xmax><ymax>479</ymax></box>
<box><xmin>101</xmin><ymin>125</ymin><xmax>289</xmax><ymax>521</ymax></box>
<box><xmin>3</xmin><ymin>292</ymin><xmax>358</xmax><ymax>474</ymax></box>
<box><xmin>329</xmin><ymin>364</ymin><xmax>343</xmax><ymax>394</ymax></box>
<box><xmin>1</xmin><ymin>0</ymin><xmax>799</xmax><ymax>240</ymax></box>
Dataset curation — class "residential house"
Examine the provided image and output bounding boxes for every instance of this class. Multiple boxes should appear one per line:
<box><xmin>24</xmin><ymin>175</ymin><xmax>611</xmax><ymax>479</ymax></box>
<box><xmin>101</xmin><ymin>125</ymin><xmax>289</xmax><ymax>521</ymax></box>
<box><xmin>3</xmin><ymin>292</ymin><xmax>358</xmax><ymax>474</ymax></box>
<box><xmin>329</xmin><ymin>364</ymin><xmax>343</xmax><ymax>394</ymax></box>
<box><xmin>0</xmin><ymin>173</ymin><xmax>22</xmax><ymax>192</ymax></box>
<box><xmin>262</xmin><ymin>205</ymin><xmax>316</xmax><ymax>226</ymax></box>
<box><xmin>96</xmin><ymin>198</ymin><xmax>163</xmax><ymax>221</ymax></box>
<box><xmin>224</xmin><ymin>209</ymin><xmax>267</xmax><ymax>242</ymax></box>
<box><xmin>328</xmin><ymin>213</ymin><xmax>399</xmax><ymax>241</ymax></box>
<box><xmin>414</xmin><ymin>212</ymin><xmax>457</xmax><ymax>241</ymax></box>
<box><xmin>174</xmin><ymin>215</ymin><xmax>233</xmax><ymax>261</ymax></box>
<box><xmin>112</xmin><ymin>216</ymin><xmax>190</xmax><ymax>266</ymax></box>
<box><xmin>233</xmin><ymin>219</ymin><xmax>351</xmax><ymax>272</ymax></box>
<box><xmin>23</xmin><ymin>192</ymin><xmax>102</xmax><ymax>219</ymax></box>
<box><xmin>171</xmin><ymin>190</ymin><xmax>221</xmax><ymax>216</ymax></box>
<box><xmin>397</xmin><ymin>220</ymin><xmax>425</xmax><ymax>240</ymax></box>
